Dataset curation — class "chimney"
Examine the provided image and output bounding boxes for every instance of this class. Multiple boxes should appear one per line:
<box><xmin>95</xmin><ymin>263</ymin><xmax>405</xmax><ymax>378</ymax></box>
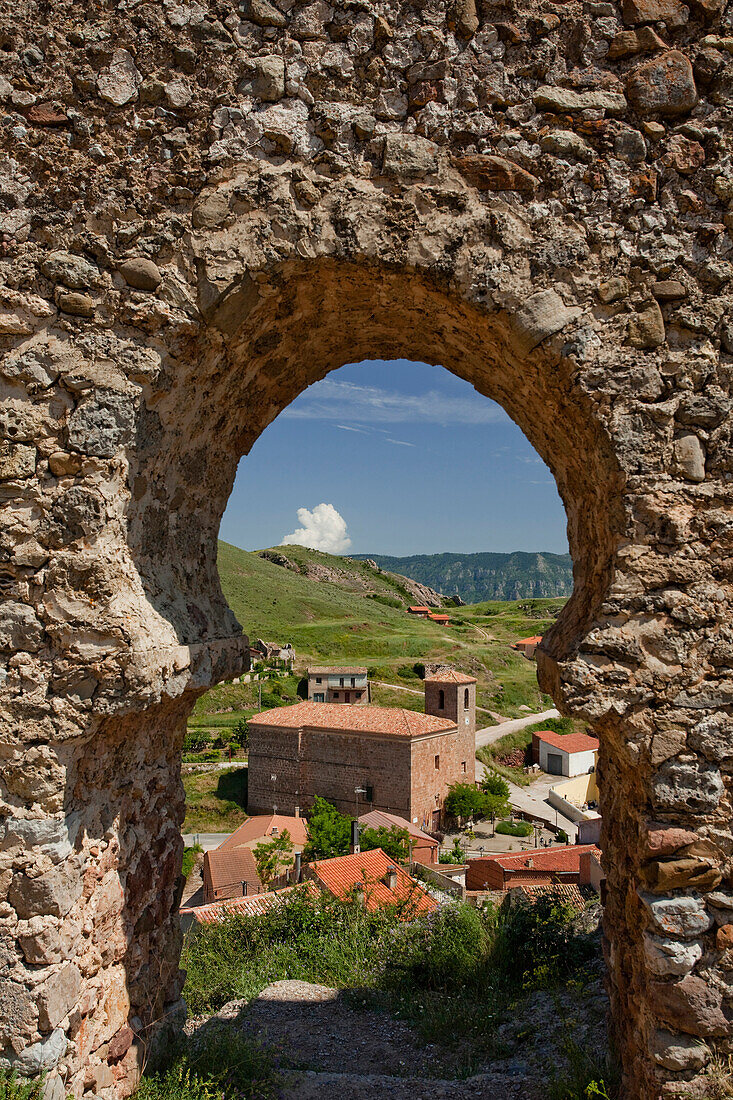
<box><xmin>294</xmin><ymin>852</ymin><xmax>301</xmax><ymax>883</ymax></box>
<box><xmin>350</xmin><ymin>820</ymin><xmax>360</xmax><ymax>855</ymax></box>
<box><xmin>241</xmin><ymin>880</ymin><xmax>249</xmax><ymax>896</ymax></box>
<box><xmin>295</xmin><ymin>806</ymin><xmax>300</xmax><ymax>818</ymax></box>
<box><xmin>526</xmin><ymin>858</ymin><xmax>534</xmax><ymax>870</ymax></box>
<box><xmin>385</xmin><ymin>867</ymin><xmax>397</xmax><ymax>891</ymax></box>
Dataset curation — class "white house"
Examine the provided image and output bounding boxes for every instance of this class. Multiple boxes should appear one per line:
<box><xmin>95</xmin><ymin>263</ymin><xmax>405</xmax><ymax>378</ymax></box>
<box><xmin>532</xmin><ymin>730</ymin><xmax>599</xmax><ymax>778</ymax></box>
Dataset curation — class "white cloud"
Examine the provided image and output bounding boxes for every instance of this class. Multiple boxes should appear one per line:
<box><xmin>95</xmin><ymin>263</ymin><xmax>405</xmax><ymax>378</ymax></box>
<box><xmin>386</xmin><ymin>438</ymin><xmax>416</xmax><ymax>447</ymax></box>
<box><xmin>282</xmin><ymin>503</ymin><xmax>352</xmax><ymax>554</ymax></box>
<box><xmin>282</xmin><ymin>379</ymin><xmax>508</xmax><ymax>426</ymax></box>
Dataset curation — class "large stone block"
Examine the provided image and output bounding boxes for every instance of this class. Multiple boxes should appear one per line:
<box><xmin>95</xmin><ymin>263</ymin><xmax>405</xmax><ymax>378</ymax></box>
<box><xmin>38</xmin><ymin>963</ymin><xmax>82</xmax><ymax>1031</ymax></box>
<box><xmin>67</xmin><ymin>390</ymin><xmax>136</xmax><ymax>458</ymax></box>
<box><xmin>0</xmin><ymin>602</ymin><xmax>44</xmax><ymax>652</ymax></box>
<box><xmin>640</xmin><ymin>893</ymin><xmax>714</xmax><ymax>939</ymax></box>
<box><xmin>627</xmin><ymin>51</ymin><xmax>697</xmax><ymax>116</ymax></box>
<box><xmin>9</xmin><ymin>863</ymin><xmax>83</xmax><ymax>920</ymax></box>
<box><xmin>648</xmin><ymin>975</ymin><xmax>728</xmax><ymax>1037</ymax></box>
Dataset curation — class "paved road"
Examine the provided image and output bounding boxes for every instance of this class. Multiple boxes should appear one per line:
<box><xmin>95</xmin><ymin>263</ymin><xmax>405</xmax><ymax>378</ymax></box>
<box><xmin>183</xmin><ymin>832</ymin><xmax>232</xmax><ymax>850</ymax></box>
<box><xmin>475</xmin><ymin>707</ymin><xmax>559</xmax><ymax>749</ymax></box>
<box><xmin>475</xmin><ymin>755</ymin><xmax>578</xmax><ymax>842</ymax></box>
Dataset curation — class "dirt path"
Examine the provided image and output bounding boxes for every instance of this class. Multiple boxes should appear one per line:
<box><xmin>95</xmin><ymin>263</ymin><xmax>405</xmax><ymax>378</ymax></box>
<box><xmin>187</xmin><ymin>967</ymin><xmax>609</xmax><ymax>1099</ymax></box>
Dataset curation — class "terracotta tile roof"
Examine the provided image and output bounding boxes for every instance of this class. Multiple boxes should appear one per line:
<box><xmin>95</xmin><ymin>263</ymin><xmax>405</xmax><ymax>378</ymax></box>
<box><xmin>407</xmin><ymin>606</ymin><xmax>431</xmax><ymax>612</ymax></box>
<box><xmin>535</xmin><ymin>730</ymin><xmax>599</xmax><ymax>754</ymax></box>
<box><xmin>308</xmin><ymin>666</ymin><xmax>367</xmax><ymax>675</ymax></box>
<box><xmin>471</xmin><ymin>844</ymin><xmax>600</xmax><ymax>874</ymax></box>
<box><xmin>219</xmin><ymin>815</ymin><xmax>309</xmax><ymax>851</ymax></box>
<box><xmin>204</xmin><ymin>845</ymin><xmax>263</xmax><ymax>900</ymax></box>
<box><xmin>308</xmin><ymin>848</ymin><xmax>437</xmax><ymax>914</ymax></box>
<box><xmin>182</xmin><ymin>882</ymin><xmax>318</xmax><ymax>924</ymax></box>
<box><xmin>423</xmin><ymin>669</ymin><xmax>476</xmax><ymax>684</ymax></box>
<box><xmin>513</xmin><ymin>635</ymin><xmax>543</xmax><ymax>646</ymax></box>
<box><xmin>248</xmin><ymin>701</ymin><xmax>455</xmax><ymax>738</ymax></box>
<box><xmin>358</xmin><ymin>809</ymin><xmax>438</xmax><ymax>847</ymax></box>
<box><xmin>512</xmin><ymin>883</ymin><xmax>587</xmax><ymax>909</ymax></box>
<box><xmin>428</xmin><ymin>613</ymin><xmax>450</xmax><ymax>621</ymax></box>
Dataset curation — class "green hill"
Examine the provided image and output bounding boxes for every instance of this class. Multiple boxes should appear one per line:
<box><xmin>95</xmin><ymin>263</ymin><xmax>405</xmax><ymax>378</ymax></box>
<box><xmin>353</xmin><ymin>551</ymin><xmax>574</xmax><ymax>603</ymax></box>
<box><xmin>190</xmin><ymin>542</ymin><xmax>565</xmax><ymax>728</ymax></box>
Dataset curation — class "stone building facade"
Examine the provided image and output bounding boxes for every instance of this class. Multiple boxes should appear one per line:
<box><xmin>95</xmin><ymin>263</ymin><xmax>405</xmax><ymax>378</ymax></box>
<box><xmin>247</xmin><ymin>696</ymin><xmax>473</xmax><ymax>830</ymax></box>
<box><xmin>0</xmin><ymin>0</ymin><xmax>732</xmax><ymax>1096</ymax></box>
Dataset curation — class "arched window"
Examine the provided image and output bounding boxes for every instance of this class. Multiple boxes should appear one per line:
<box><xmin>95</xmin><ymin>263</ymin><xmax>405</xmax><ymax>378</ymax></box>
<box><xmin>438</xmin><ymin>689</ymin><xmax>444</xmax><ymax>710</ymax></box>
<box><xmin>464</xmin><ymin>688</ymin><xmax>469</xmax><ymax>709</ymax></box>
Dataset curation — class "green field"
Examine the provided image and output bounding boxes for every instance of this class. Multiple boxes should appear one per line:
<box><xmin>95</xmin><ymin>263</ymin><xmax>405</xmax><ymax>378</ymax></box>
<box><xmin>191</xmin><ymin>542</ymin><xmax>565</xmax><ymax>726</ymax></box>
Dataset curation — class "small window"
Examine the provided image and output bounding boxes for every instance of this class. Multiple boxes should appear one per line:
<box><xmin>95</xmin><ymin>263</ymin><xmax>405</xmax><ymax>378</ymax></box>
<box><xmin>438</xmin><ymin>689</ymin><xmax>445</xmax><ymax>710</ymax></box>
<box><xmin>464</xmin><ymin>688</ymin><xmax>469</xmax><ymax>709</ymax></box>
<box><xmin>333</xmin><ymin>691</ymin><xmax>339</xmax><ymax>699</ymax></box>
<box><xmin>461</xmin><ymin>760</ymin><xmax>466</xmax><ymax>773</ymax></box>
<box><xmin>351</xmin><ymin>677</ymin><xmax>356</xmax><ymax>687</ymax></box>
<box><xmin>340</xmin><ymin>677</ymin><xmax>344</xmax><ymax>687</ymax></box>
<box><xmin>315</xmin><ymin>677</ymin><xmax>322</xmax><ymax>684</ymax></box>
<box><xmin>434</xmin><ymin>754</ymin><xmax>440</xmax><ymax>770</ymax></box>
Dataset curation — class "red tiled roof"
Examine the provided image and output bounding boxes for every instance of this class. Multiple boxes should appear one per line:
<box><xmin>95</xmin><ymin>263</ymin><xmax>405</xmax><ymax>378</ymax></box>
<box><xmin>204</xmin><ymin>846</ymin><xmax>262</xmax><ymax>898</ymax></box>
<box><xmin>408</xmin><ymin>606</ymin><xmax>431</xmax><ymax>612</ymax></box>
<box><xmin>358</xmin><ymin>809</ymin><xmax>438</xmax><ymax>847</ymax></box>
<box><xmin>248</xmin><ymin>701</ymin><xmax>455</xmax><ymax>738</ymax></box>
<box><xmin>181</xmin><ymin>882</ymin><xmax>318</xmax><ymax>924</ymax></box>
<box><xmin>512</xmin><ymin>884</ymin><xmax>587</xmax><ymax>909</ymax></box>
<box><xmin>308</xmin><ymin>666</ymin><xmax>367</xmax><ymax>675</ymax></box>
<box><xmin>219</xmin><ymin>815</ymin><xmax>309</xmax><ymax>851</ymax></box>
<box><xmin>514</xmin><ymin>635</ymin><xmax>542</xmax><ymax>646</ymax></box>
<box><xmin>535</xmin><ymin>730</ymin><xmax>599</xmax><ymax>754</ymax></box>
<box><xmin>471</xmin><ymin>844</ymin><xmax>600</xmax><ymax>874</ymax></box>
<box><xmin>423</xmin><ymin>669</ymin><xmax>476</xmax><ymax>684</ymax></box>
<box><xmin>308</xmin><ymin>848</ymin><xmax>437</xmax><ymax>914</ymax></box>
<box><xmin>428</xmin><ymin>613</ymin><xmax>450</xmax><ymax>621</ymax></box>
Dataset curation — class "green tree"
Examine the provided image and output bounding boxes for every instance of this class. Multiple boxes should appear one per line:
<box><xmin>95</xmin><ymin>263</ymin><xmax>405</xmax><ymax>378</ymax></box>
<box><xmin>360</xmin><ymin>825</ymin><xmax>410</xmax><ymax>863</ymax></box>
<box><xmin>303</xmin><ymin>797</ymin><xmax>352</xmax><ymax>860</ymax></box>
<box><xmin>444</xmin><ymin>781</ymin><xmax>489</xmax><ymax>821</ymax></box>
<box><xmin>253</xmin><ymin>829</ymin><xmax>294</xmax><ymax>888</ymax></box>
<box><xmin>232</xmin><ymin>718</ymin><xmax>249</xmax><ymax>750</ymax></box>
<box><xmin>479</xmin><ymin>772</ymin><xmax>510</xmax><ymax>817</ymax></box>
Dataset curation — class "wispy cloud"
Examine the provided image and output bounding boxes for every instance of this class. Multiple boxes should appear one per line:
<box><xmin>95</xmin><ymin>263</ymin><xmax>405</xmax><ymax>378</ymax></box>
<box><xmin>386</xmin><ymin>438</ymin><xmax>416</xmax><ymax>447</ymax></box>
<box><xmin>337</xmin><ymin>424</ymin><xmax>370</xmax><ymax>434</ymax></box>
<box><xmin>282</xmin><ymin>379</ymin><xmax>507</xmax><ymax>426</ymax></box>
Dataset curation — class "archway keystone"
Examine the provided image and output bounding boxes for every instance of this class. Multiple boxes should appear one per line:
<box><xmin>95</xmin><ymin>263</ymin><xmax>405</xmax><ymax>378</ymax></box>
<box><xmin>0</xmin><ymin>1</ymin><xmax>731</xmax><ymax>1096</ymax></box>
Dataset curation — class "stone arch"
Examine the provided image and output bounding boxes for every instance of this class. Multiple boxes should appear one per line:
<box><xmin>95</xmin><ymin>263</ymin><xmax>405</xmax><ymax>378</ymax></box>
<box><xmin>1</xmin><ymin>1</ymin><xmax>732</xmax><ymax>1097</ymax></box>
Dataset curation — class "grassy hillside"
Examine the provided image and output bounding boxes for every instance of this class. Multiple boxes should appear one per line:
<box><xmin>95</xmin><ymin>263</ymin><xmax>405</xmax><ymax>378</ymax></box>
<box><xmin>354</xmin><ymin>551</ymin><xmax>574</xmax><ymax>602</ymax></box>
<box><xmin>190</xmin><ymin>542</ymin><xmax>565</xmax><ymax>728</ymax></box>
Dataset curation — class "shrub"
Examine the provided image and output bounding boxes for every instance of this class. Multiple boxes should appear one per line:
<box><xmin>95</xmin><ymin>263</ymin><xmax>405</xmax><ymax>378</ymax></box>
<box><xmin>232</xmin><ymin>718</ymin><xmax>249</xmax><ymax>749</ymax></box>
<box><xmin>439</xmin><ymin>838</ymin><xmax>464</xmax><ymax>864</ymax></box>
<box><xmin>495</xmin><ymin>820</ymin><xmax>533</xmax><ymax>837</ymax></box>
<box><xmin>412</xmin><ymin>662</ymin><xmax>426</xmax><ymax>680</ymax></box>
<box><xmin>183</xmin><ymin>731</ymin><xmax>210</xmax><ymax>753</ymax></box>
<box><xmin>382</xmin><ymin>902</ymin><xmax>494</xmax><ymax>995</ymax></box>
<box><xmin>557</xmin><ymin>828</ymin><xmax>569</xmax><ymax>844</ymax></box>
<box><xmin>548</xmin><ymin>1038</ymin><xmax>621</xmax><ymax>1100</ymax></box>
<box><xmin>0</xmin><ymin>1071</ymin><xmax>44</xmax><ymax>1100</ymax></box>
<box><xmin>493</xmin><ymin>891</ymin><xmax>596</xmax><ymax>990</ymax></box>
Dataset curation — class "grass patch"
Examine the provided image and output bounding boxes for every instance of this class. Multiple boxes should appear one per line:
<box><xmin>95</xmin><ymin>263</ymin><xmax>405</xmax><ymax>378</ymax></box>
<box><xmin>495</xmin><ymin>820</ymin><xmax>533</xmax><ymax>837</ymax></box>
<box><xmin>136</xmin><ymin>1032</ymin><xmax>283</xmax><ymax>1100</ymax></box>
<box><xmin>548</xmin><ymin>1038</ymin><xmax>621</xmax><ymax>1100</ymax></box>
<box><xmin>183</xmin><ymin>768</ymin><xmax>248</xmax><ymax>834</ymax></box>
<box><xmin>476</xmin><ymin>746</ymin><xmax>531</xmax><ymax>787</ymax></box>
<box><xmin>182</xmin><ymin>844</ymin><xmax>203</xmax><ymax>880</ymax></box>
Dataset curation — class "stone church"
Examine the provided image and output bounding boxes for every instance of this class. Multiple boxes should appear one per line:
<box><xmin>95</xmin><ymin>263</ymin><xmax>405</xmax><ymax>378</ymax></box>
<box><xmin>248</xmin><ymin>670</ymin><xmax>476</xmax><ymax>830</ymax></box>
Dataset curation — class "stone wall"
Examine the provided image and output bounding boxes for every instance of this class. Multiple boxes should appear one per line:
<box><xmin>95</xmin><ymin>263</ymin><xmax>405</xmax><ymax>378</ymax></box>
<box><xmin>0</xmin><ymin>0</ymin><xmax>732</xmax><ymax>1096</ymax></box>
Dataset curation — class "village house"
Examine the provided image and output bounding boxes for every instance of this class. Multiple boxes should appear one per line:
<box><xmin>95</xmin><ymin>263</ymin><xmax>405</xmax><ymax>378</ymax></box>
<box><xmin>512</xmin><ymin>635</ymin><xmax>542</xmax><ymax>660</ymax></box>
<box><xmin>428</xmin><ymin>612</ymin><xmax>450</xmax><ymax>624</ymax></box>
<box><xmin>202</xmin><ymin>844</ymin><xmax>263</xmax><ymax>904</ymax></box>
<box><xmin>307</xmin><ymin>666</ymin><xmax>370</xmax><ymax>704</ymax></box>
<box><xmin>219</xmin><ymin>814</ymin><xmax>309</xmax><ymax>855</ymax></box>
<box><xmin>304</xmin><ymin>847</ymin><xmax>437</xmax><ymax>915</ymax></box>
<box><xmin>358</xmin><ymin>808</ymin><xmax>439</xmax><ymax>865</ymax></box>
<box><xmin>407</xmin><ymin>605</ymin><xmax>431</xmax><ymax>618</ymax></box>
<box><xmin>248</xmin><ymin>669</ymin><xmax>476</xmax><ymax>831</ymax></box>
<box><xmin>465</xmin><ymin>844</ymin><xmax>601</xmax><ymax>891</ymax></box>
<box><xmin>532</xmin><ymin>729</ymin><xmax>599</xmax><ymax>777</ymax></box>
<box><xmin>249</xmin><ymin>639</ymin><xmax>295</xmax><ymax>668</ymax></box>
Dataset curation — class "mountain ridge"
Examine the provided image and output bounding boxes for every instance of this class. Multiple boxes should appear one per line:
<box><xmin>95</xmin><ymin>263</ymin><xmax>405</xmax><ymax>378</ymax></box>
<box><xmin>352</xmin><ymin>551</ymin><xmax>574</xmax><ymax>603</ymax></box>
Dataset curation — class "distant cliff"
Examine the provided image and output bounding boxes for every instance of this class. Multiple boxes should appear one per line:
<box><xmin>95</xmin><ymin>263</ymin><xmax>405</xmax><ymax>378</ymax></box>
<box><xmin>353</xmin><ymin>552</ymin><xmax>574</xmax><ymax>603</ymax></box>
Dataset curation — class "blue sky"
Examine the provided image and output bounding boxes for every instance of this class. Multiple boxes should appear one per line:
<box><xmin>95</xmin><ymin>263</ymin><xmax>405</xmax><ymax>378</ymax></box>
<box><xmin>220</xmin><ymin>359</ymin><xmax>568</xmax><ymax>557</ymax></box>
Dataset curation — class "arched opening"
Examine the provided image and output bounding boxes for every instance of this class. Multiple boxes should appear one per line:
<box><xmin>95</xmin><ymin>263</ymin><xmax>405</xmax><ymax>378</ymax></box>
<box><xmin>116</xmin><ymin>255</ymin><xmax>638</xmax><ymax>1093</ymax></box>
